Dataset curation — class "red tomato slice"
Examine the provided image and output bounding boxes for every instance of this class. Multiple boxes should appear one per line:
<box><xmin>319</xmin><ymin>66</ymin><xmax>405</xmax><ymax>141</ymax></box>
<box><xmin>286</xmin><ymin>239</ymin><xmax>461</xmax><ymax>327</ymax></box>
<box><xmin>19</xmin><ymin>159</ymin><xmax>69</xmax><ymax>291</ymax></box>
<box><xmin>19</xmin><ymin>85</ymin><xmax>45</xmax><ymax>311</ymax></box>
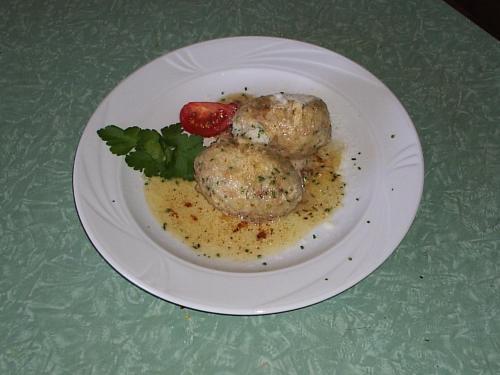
<box><xmin>180</xmin><ymin>102</ymin><xmax>239</xmax><ymax>137</ymax></box>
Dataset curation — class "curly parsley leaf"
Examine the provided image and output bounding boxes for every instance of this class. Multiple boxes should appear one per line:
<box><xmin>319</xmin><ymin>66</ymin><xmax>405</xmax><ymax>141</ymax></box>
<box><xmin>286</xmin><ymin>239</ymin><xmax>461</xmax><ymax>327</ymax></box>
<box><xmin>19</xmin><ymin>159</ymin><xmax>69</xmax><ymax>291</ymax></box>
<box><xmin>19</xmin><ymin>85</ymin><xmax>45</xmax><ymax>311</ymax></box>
<box><xmin>136</xmin><ymin>129</ymin><xmax>169</xmax><ymax>162</ymax></box>
<box><xmin>97</xmin><ymin>124</ymin><xmax>203</xmax><ymax>180</ymax></box>
<box><xmin>125</xmin><ymin>149</ymin><xmax>161</xmax><ymax>177</ymax></box>
<box><xmin>160</xmin><ymin>124</ymin><xmax>204</xmax><ymax>180</ymax></box>
<box><xmin>97</xmin><ymin>125</ymin><xmax>141</xmax><ymax>155</ymax></box>
<box><xmin>161</xmin><ymin>123</ymin><xmax>188</xmax><ymax>146</ymax></box>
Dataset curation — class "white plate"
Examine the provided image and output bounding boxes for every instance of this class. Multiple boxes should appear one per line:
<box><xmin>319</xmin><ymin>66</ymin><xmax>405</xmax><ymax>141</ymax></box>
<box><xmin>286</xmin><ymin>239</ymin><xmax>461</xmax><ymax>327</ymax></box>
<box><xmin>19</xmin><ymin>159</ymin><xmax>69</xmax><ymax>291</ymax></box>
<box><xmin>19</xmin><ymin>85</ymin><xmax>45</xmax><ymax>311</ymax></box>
<box><xmin>73</xmin><ymin>37</ymin><xmax>423</xmax><ymax>315</ymax></box>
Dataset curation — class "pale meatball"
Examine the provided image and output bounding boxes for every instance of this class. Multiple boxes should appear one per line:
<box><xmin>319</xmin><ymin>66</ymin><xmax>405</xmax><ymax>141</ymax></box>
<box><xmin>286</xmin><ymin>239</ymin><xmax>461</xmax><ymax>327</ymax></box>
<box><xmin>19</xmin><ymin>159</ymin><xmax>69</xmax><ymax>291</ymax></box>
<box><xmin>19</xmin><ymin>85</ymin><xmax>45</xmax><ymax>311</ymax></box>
<box><xmin>194</xmin><ymin>140</ymin><xmax>303</xmax><ymax>221</ymax></box>
<box><xmin>231</xmin><ymin>93</ymin><xmax>331</xmax><ymax>159</ymax></box>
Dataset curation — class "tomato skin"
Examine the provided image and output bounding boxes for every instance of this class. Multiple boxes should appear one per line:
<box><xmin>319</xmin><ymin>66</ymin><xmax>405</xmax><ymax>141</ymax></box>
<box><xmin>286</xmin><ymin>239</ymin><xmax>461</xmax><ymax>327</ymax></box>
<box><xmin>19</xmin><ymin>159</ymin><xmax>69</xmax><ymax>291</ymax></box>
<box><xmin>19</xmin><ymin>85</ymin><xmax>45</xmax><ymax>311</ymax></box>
<box><xmin>180</xmin><ymin>102</ymin><xmax>239</xmax><ymax>137</ymax></box>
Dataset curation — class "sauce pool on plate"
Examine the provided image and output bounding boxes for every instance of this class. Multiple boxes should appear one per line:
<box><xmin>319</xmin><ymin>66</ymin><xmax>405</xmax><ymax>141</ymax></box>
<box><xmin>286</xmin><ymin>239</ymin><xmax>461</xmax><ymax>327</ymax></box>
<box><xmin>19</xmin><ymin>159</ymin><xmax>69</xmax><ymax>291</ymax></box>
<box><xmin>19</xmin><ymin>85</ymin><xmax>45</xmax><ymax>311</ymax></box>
<box><xmin>144</xmin><ymin>142</ymin><xmax>344</xmax><ymax>261</ymax></box>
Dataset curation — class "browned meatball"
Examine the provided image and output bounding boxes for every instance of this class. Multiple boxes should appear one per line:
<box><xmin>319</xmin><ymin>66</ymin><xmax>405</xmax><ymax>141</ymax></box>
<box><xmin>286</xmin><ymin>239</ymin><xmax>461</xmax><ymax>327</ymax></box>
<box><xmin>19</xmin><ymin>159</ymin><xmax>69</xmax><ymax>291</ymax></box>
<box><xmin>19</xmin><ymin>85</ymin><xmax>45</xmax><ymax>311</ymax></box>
<box><xmin>231</xmin><ymin>93</ymin><xmax>331</xmax><ymax>159</ymax></box>
<box><xmin>194</xmin><ymin>140</ymin><xmax>303</xmax><ymax>221</ymax></box>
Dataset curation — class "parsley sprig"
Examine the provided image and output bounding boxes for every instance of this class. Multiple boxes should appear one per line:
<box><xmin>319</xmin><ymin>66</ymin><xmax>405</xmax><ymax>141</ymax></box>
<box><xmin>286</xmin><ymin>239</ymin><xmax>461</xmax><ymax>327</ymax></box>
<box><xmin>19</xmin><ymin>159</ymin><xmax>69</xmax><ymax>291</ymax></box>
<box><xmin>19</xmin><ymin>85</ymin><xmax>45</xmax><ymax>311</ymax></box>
<box><xmin>97</xmin><ymin>123</ymin><xmax>204</xmax><ymax>180</ymax></box>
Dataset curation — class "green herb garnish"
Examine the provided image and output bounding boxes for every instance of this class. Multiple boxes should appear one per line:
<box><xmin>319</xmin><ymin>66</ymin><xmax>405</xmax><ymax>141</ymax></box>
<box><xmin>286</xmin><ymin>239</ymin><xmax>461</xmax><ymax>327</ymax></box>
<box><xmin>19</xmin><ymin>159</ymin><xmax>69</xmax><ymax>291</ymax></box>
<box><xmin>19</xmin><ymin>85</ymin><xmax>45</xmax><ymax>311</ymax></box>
<box><xmin>97</xmin><ymin>123</ymin><xmax>204</xmax><ymax>180</ymax></box>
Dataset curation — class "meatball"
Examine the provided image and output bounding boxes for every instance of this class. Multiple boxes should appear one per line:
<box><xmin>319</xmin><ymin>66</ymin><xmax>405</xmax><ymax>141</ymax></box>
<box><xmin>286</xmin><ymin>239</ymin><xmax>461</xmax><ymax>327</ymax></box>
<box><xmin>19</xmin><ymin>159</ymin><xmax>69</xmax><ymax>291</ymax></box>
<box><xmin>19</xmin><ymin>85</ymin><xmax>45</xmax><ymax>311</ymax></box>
<box><xmin>231</xmin><ymin>93</ymin><xmax>331</xmax><ymax>159</ymax></box>
<box><xmin>194</xmin><ymin>140</ymin><xmax>304</xmax><ymax>221</ymax></box>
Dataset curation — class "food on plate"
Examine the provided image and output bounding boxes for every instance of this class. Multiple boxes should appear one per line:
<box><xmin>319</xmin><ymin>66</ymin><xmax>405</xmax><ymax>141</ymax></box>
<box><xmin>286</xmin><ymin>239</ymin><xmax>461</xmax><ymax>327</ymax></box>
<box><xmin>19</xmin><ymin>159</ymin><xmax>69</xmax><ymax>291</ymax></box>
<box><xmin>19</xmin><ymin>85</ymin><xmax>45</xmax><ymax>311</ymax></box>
<box><xmin>180</xmin><ymin>102</ymin><xmax>239</xmax><ymax>137</ymax></box>
<box><xmin>189</xmin><ymin>92</ymin><xmax>334</xmax><ymax>221</ymax></box>
<box><xmin>194</xmin><ymin>140</ymin><xmax>304</xmax><ymax>222</ymax></box>
<box><xmin>99</xmin><ymin>90</ymin><xmax>344</xmax><ymax>260</ymax></box>
<box><xmin>231</xmin><ymin>93</ymin><xmax>331</xmax><ymax>159</ymax></box>
<box><xmin>145</xmin><ymin>141</ymin><xmax>344</xmax><ymax>261</ymax></box>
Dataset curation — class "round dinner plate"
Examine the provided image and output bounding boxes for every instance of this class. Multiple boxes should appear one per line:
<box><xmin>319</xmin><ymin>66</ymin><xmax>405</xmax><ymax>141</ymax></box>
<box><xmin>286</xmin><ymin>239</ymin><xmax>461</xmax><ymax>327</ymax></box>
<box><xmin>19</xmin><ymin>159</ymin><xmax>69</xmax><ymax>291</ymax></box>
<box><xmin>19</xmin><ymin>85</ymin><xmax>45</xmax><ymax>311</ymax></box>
<box><xmin>73</xmin><ymin>37</ymin><xmax>424</xmax><ymax>315</ymax></box>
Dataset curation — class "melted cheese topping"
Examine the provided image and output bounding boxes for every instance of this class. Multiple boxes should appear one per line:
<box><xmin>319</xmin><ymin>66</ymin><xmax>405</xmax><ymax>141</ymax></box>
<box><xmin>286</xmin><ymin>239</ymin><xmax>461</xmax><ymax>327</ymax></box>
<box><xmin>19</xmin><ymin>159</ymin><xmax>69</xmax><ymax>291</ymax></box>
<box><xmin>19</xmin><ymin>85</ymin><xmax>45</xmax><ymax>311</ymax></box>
<box><xmin>272</xmin><ymin>93</ymin><xmax>316</xmax><ymax>105</ymax></box>
<box><xmin>231</xmin><ymin>121</ymin><xmax>270</xmax><ymax>144</ymax></box>
<box><xmin>144</xmin><ymin>142</ymin><xmax>344</xmax><ymax>261</ymax></box>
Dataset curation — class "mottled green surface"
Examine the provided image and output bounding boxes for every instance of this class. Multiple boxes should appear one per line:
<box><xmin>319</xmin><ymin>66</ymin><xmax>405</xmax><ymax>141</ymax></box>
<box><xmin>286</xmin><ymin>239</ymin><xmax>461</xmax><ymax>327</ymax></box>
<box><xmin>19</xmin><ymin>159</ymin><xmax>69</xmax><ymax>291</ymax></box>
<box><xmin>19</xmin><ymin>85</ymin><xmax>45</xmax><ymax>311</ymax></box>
<box><xmin>1</xmin><ymin>0</ymin><xmax>499</xmax><ymax>373</ymax></box>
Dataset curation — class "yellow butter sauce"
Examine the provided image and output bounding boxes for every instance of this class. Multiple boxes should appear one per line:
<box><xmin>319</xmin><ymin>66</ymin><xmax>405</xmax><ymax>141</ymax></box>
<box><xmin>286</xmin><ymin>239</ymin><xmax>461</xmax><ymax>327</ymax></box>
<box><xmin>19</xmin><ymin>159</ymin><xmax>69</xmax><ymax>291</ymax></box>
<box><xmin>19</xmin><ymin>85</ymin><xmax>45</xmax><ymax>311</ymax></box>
<box><xmin>144</xmin><ymin>142</ymin><xmax>344</xmax><ymax>261</ymax></box>
<box><xmin>219</xmin><ymin>92</ymin><xmax>255</xmax><ymax>105</ymax></box>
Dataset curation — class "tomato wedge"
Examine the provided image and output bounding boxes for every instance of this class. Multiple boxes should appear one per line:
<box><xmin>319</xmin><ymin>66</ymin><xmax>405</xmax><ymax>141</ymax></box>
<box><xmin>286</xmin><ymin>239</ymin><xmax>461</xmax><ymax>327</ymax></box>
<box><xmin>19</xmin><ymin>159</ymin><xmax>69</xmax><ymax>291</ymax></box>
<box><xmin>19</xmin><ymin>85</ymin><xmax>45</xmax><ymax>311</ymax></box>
<box><xmin>180</xmin><ymin>102</ymin><xmax>239</xmax><ymax>137</ymax></box>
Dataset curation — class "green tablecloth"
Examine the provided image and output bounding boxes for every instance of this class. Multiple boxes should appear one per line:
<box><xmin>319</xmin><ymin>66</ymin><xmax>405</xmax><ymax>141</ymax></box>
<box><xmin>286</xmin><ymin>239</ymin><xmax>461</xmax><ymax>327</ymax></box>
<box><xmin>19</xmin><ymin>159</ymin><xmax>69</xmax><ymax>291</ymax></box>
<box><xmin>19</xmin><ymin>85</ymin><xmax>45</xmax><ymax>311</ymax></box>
<box><xmin>1</xmin><ymin>0</ymin><xmax>499</xmax><ymax>373</ymax></box>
